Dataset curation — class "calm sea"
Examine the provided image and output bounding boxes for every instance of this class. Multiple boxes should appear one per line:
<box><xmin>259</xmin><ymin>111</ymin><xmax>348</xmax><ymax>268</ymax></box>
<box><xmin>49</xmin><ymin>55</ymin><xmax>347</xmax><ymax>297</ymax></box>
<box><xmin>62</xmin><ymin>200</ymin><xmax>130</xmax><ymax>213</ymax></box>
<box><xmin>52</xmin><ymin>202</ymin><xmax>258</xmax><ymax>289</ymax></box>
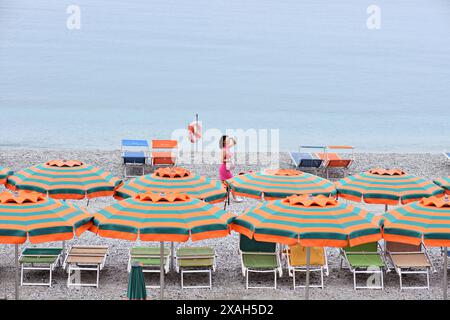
<box><xmin>1</xmin><ymin>0</ymin><xmax>449</xmax><ymax>152</ymax></box>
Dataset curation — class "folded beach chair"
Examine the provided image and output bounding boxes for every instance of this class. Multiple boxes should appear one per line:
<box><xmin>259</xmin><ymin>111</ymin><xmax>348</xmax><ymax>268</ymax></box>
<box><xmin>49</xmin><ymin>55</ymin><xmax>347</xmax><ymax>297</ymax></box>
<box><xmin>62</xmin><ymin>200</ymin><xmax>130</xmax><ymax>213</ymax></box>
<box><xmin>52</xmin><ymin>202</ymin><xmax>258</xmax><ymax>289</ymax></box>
<box><xmin>151</xmin><ymin>140</ymin><xmax>178</xmax><ymax>166</ymax></box>
<box><xmin>63</xmin><ymin>245</ymin><xmax>109</xmax><ymax>288</ymax></box>
<box><xmin>19</xmin><ymin>247</ymin><xmax>63</xmax><ymax>287</ymax></box>
<box><xmin>121</xmin><ymin>139</ymin><xmax>149</xmax><ymax>178</ymax></box>
<box><xmin>239</xmin><ymin>235</ymin><xmax>282</xmax><ymax>289</ymax></box>
<box><xmin>385</xmin><ymin>241</ymin><xmax>433</xmax><ymax>290</ymax></box>
<box><xmin>289</xmin><ymin>146</ymin><xmax>325</xmax><ymax>171</ymax></box>
<box><xmin>128</xmin><ymin>246</ymin><xmax>170</xmax><ymax>288</ymax></box>
<box><xmin>283</xmin><ymin>244</ymin><xmax>329</xmax><ymax>289</ymax></box>
<box><xmin>317</xmin><ymin>146</ymin><xmax>354</xmax><ymax>179</ymax></box>
<box><xmin>340</xmin><ymin>242</ymin><xmax>385</xmax><ymax>290</ymax></box>
<box><xmin>175</xmin><ymin>247</ymin><xmax>216</xmax><ymax>289</ymax></box>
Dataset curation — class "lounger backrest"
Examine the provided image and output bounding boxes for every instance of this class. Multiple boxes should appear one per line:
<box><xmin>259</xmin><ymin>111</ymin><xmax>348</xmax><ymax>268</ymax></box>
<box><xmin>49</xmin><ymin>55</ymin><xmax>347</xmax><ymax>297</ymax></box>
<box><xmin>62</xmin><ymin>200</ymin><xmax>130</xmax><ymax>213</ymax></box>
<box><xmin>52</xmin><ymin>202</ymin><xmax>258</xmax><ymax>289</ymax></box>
<box><xmin>152</xmin><ymin>140</ymin><xmax>178</xmax><ymax>149</ymax></box>
<box><xmin>386</xmin><ymin>241</ymin><xmax>421</xmax><ymax>253</ymax></box>
<box><xmin>239</xmin><ymin>235</ymin><xmax>276</xmax><ymax>253</ymax></box>
<box><xmin>289</xmin><ymin>244</ymin><xmax>324</xmax><ymax>266</ymax></box>
<box><xmin>344</xmin><ymin>242</ymin><xmax>378</xmax><ymax>253</ymax></box>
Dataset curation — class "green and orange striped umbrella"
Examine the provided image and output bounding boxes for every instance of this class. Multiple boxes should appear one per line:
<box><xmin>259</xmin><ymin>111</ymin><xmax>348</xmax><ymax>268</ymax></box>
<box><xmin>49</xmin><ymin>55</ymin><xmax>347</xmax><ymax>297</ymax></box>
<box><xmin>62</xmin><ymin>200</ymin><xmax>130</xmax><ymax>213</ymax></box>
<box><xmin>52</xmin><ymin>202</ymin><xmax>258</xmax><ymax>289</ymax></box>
<box><xmin>0</xmin><ymin>190</ymin><xmax>92</xmax><ymax>244</ymax></box>
<box><xmin>231</xmin><ymin>194</ymin><xmax>381</xmax><ymax>247</ymax></box>
<box><xmin>7</xmin><ymin>160</ymin><xmax>122</xmax><ymax>200</ymax></box>
<box><xmin>434</xmin><ymin>176</ymin><xmax>450</xmax><ymax>195</ymax></box>
<box><xmin>115</xmin><ymin>167</ymin><xmax>226</xmax><ymax>204</ymax></box>
<box><xmin>335</xmin><ymin>168</ymin><xmax>443</xmax><ymax>207</ymax></box>
<box><xmin>0</xmin><ymin>167</ymin><xmax>13</xmax><ymax>185</ymax></box>
<box><xmin>226</xmin><ymin>169</ymin><xmax>336</xmax><ymax>200</ymax></box>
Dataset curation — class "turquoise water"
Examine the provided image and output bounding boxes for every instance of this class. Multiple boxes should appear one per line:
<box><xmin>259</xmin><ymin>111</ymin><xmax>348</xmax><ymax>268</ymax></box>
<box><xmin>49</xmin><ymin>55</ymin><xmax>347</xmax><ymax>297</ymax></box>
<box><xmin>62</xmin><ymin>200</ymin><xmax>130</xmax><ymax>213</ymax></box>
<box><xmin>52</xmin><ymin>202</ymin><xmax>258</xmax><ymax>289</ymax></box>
<box><xmin>1</xmin><ymin>0</ymin><xmax>449</xmax><ymax>152</ymax></box>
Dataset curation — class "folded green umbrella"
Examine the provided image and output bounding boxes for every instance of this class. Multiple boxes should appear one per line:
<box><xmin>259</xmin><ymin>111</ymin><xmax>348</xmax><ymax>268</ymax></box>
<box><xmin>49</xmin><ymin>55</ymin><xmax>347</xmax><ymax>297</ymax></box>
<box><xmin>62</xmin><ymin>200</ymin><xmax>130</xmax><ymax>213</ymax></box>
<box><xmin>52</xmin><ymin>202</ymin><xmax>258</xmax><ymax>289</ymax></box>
<box><xmin>127</xmin><ymin>262</ymin><xmax>147</xmax><ymax>300</ymax></box>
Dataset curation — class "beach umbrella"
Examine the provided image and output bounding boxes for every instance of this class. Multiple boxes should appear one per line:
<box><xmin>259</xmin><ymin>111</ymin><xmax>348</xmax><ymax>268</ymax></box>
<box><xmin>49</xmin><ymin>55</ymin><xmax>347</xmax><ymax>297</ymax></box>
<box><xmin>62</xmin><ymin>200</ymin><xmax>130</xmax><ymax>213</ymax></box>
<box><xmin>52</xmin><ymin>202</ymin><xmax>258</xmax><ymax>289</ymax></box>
<box><xmin>226</xmin><ymin>169</ymin><xmax>336</xmax><ymax>201</ymax></box>
<box><xmin>91</xmin><ymin>192</ymin><xmax>234</xmax><ymax>300</ymax></box>
<box><xmin>7</xmin><ymin>160</ymin><xmax>122</xmax><ymax>202</ymax></box>
<box><xmin>0</xmin><ymin>167</ymin><xmax>13</xmax><ymax>185</ymax></box>
<box><xmin>382</xmin><ymin>195</ymin><xmax>450</xmax><ymax>299</ymax></box>
<box><xmin>115</xmin><ymin>167</ymin><xmax>226</xmax><ymax>204</ymax></box>
<box><xmin>231</xmin><ymin>194</ymin><xmax>381</xmax><ymax>299</ymax></box>
<box><xmin>0</xmin><ymin>190</ymin><xmax>92</xmax><ymax>299</ymax></box>
<box><xmin>335</xmin><ymin>168</ymin><xmax>443</xmax><ymax>211</ymax></box>
<box><xmin>434</xmin><ymin>177</ymin><xmax>450</xmax><ymax>195</ymax></box>
<box><xmin>127</xmin><ymin>262</ymin><xmax>147</xmax><ymax>300</ymax></box>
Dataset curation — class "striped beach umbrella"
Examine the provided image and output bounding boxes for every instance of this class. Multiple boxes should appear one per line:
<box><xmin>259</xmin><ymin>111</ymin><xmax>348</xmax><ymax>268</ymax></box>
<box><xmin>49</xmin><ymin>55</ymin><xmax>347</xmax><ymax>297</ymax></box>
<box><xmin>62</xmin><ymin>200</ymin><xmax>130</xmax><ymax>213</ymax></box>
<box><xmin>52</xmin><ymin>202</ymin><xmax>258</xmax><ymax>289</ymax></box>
<box><xmin>232</xmin><ymin>194</ymin><xmax>381</xmax><ymax>299</ymax></box>
<box><xmin>434</xmin><ymin>177</ymin><xmax>450</xmax><ymax>195</ymax></box>
<box><xmin>335</xmin><ymin>168</ymin><xmax>443</xmax><ymax>210</ymax></box>
<box><xmin>0</xmin><ymin>167</ymin><xmax>13</xmax><ymax>185</ymax></box>
<box><xmin>7</xmin><ymin>160</ymin><xmax>122</xmax><ymax>200</ymax></box>
<box><xmin>92</xmin><ymin>192</ymin><xmax>234</xmax><ymax>299</ymax></box>
<box><xmin>226</xmin><ymin>169</ymin><xmax>336</xmax><ymax>200</ymax></box>
<box><xmin>115</xmin><ymin>167</ymin><xmax>226</xmax><ymax>204</ymax></box>
<box><xmin>0</xmin><ymin>190</ymin><xmax>92</xmax><ymax>299</ymax></box>
<box><xmin>383</xmin><ymin>196</ymin><xmax>450</xmax><ymax>299</ymax></box>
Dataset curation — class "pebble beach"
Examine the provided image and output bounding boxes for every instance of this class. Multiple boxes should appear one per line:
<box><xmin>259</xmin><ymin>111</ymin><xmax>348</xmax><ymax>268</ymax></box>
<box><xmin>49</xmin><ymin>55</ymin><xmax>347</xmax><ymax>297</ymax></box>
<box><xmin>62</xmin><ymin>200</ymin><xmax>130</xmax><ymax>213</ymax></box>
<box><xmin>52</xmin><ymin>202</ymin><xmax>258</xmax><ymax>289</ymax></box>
<box><xmin>0</xmin><ymin>150</ymin><xmax>448</xmax><ymax>300</ymax></box>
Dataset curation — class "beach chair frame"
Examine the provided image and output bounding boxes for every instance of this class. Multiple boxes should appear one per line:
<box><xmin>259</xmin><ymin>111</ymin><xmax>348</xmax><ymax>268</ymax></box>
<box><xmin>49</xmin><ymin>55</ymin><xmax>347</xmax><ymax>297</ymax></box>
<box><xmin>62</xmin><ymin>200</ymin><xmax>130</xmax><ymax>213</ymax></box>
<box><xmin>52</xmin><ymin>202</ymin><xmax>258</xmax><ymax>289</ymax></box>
<box><xmin>320</xmin><ymin>146</ymin><xmax>355</xmax><ymax>179</ymax></box>
<box><xmin>240</xmin><ymin>251</ymin><xmax>282</xmax><ymax>289</ymax></box>
<box><xmin>19</xmin><ymin>248</ymin><xmax>63</xmax><ymax>287</ymax></box>
<box><xmin>63</xmin><ymin>245</ymin><xmax>109</xmax><ymax>288</ymax></box>
<box><xmin>127</xmin><ymin>247</ymin><xmax>171</xmax><ymax>289</ymax></box>
<box><xmin>175</xmin><ymin>248</ymin><xmax>216</xmax><ymax>289</ymax></box>
<box><xmin>290</xmin><ymin>145</ymin><xmax>326</xmax><ymax>173</ymax></box>
<box><xmin>121</xmin><ymin>139</ymin><xmax>149</xmax><ymax>178</ymax></box>
<box><xmin>151</xmin><ymin>140</ymin><xmax>178</xmax><ymax>167</ymax></box>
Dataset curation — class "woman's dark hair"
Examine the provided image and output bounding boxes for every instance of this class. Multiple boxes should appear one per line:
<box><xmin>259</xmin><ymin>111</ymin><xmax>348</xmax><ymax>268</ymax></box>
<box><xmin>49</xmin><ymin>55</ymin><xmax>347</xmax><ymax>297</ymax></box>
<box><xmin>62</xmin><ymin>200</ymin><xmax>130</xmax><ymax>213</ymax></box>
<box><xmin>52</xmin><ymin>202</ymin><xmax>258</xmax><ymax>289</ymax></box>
<box><xmin>219</xmin><ymin>135</ymin><xmax>228</xmax><ymax>149</ymax></box>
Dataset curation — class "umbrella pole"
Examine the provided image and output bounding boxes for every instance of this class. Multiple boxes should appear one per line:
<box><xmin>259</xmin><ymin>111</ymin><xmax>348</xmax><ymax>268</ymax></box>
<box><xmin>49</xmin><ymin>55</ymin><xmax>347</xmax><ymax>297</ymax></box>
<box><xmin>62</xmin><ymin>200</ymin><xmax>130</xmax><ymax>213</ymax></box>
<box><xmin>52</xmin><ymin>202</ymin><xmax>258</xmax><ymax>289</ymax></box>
<box><xmin>305</xmin><ymin>247</ymin><xmax>310</xmax><ymax>300</ymax></box>
<box><xmin>444</xmin><ymin>247</ymin><xmax>448</xmax><ymax>300</ymax></box>
<box><xmin>384</xmin><ymin>204</ymin><xmax>388</xmax><ymax>212</ymax></box>
<box><xmin>15</xmin><ymin>244</ymin><xmax>19</xmax><ymax>300</ymax></box>
<box><xmin>160</xmin><ymin>241</ymin><xmax>164</xmax><ymax>300</ymax></box>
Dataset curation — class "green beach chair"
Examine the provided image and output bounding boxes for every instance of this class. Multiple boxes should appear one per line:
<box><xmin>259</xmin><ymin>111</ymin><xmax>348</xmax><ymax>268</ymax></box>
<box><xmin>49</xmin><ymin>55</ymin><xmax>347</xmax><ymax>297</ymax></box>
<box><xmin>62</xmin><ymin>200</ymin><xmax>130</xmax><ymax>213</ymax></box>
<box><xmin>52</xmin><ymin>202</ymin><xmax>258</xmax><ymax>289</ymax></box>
<box><xmin>239</xmin><ymin>235</ymin><xmax>282</xmax><ymax>289</ymax></box>
<box><xmin>19</xmin><ymin>247</ymin><xmax>63</xmax><ymax>287</ymax></box>
<box><xmin>340</xmin><ymin>242</ymin><xmax>385</xmax><ymax>290</ymax></box>
<box><xmin>128</xmin><ymin>246</ymin><xmax>170</xmax><ymax>289</ymax></box>
<box><xmin>175</xmin><ymin>247</ymin><xmax>216</xmax><ymax>289</ymax></box>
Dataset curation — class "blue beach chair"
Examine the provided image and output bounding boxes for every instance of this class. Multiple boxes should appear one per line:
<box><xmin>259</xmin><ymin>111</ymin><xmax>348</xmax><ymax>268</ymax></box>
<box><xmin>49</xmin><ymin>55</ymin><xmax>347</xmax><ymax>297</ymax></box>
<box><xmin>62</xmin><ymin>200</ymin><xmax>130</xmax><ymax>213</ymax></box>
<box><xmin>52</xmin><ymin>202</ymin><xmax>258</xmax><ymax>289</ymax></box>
<box><xmin>121</xmin><ymin>139</ymin><xmax>149</xmax><ymax>178</ymax></box>
<box><xmin>289</xmin><ymin>146</ymin><xmax>326</xmax><ymax>171</ymax></box>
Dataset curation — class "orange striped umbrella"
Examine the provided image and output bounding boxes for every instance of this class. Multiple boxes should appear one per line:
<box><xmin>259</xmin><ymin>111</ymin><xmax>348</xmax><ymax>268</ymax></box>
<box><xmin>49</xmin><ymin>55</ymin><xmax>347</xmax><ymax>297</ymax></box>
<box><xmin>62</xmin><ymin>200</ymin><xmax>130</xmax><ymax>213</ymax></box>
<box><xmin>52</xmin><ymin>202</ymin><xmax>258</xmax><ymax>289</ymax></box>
<box><xmin>335</xmin><ymin>168</ymin><xmax>443</xmax><ymax>208</ymax></box>
<box><xmin>0</xmin><ymin>167</ymin><xmax>13</xmax><ymax>185</ymax></box>
<box><xmin>7</xmin><ymin>160</ymin><xmax>122</xmax><ymax>200</ymax></box>
<box><xmin>434</xmin><ymin>177</ymin><xmax>450</xmax><ymax>195</ymax></box>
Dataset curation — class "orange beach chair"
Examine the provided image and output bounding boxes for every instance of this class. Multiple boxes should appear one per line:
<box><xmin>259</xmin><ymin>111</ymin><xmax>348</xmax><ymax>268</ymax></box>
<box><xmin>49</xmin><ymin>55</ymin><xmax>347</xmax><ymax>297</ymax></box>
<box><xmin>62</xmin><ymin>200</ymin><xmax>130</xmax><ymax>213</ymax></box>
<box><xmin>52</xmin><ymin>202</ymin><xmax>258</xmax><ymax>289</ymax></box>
<box><xmin>151</xmin><ymin>140</ymin><xmax>178</xmax><ymax>166</ymax></box>
<box><xmin>317</xmin><ymin>146</ymin><xmax>354</xmax><ymax>179</ymax></box>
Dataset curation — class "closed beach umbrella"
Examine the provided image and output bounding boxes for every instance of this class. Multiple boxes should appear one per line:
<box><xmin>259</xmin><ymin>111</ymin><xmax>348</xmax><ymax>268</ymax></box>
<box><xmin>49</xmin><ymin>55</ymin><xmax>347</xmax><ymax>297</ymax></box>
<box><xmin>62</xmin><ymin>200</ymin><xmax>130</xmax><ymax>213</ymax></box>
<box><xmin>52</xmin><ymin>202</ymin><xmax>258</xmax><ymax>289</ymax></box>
<box><xmin>7</xmin><ymin>160</ymin><xmax>122</xmax><ymax>201</ymax></box>
<box><xmin>335</xmin><ymin>168</ymin><xmax>443</xmax><ymax>210</ymax></box>
<box><xmin>127</xmin><ymin>262</ymin><xmax>147</xmax><ymax>300</ymax></box>
<box><xmin>383</xmin><ymin>195</ymin><xmax>450</xmax><ymax>299</ymax></box>
<box><xmin>0</xmin><ymin>190</ymin><xmax>92</xmax><ymax>299</ymax></box>
<box><xmin>92</xmin><ymin>192</ymin><xmax>234</xmax><ymax>299</ymax></box>
<box><xmin>0</xmin><ymin>167</ymin><xmax>13</xmax><ymax>185</ymax></box>
<box><xmin>231</xmin><ymin>194</ymin><xmax>381</xmax><ymax>299</ymax></box>
<box><xmin>115</xmin><ymin>167</ymin><xmax>226</xmax><ymax>204</ymax></box>
<box><xmin>226</xmin><ymin>169</ymin><xmax>336</xmax><ymax>200</ymax></box>
<box><xmin>434</xmin><ymin>177</ymin><xmax>450</xmax><ymax>194</ymax></box>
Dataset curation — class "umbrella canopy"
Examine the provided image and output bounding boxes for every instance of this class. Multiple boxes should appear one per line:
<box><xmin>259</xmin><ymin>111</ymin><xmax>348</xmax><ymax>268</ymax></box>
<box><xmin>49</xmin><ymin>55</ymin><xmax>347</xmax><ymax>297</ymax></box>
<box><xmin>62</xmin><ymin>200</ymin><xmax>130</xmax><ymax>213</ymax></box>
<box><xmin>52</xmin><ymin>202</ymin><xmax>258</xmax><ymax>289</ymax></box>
<box><xmin>226</xmin><ymin>169</ymin><xmax>336</xmax><ymax>200</ymax></box>
<box><xmin>231</xmin><ymin>194</ymin><xmax>381</xmax><ymax>247</ymax></box>
<box><xmin>434</xmin><ymin>176</ymin><xmax>450</xmax><ymax>195</ymax></box>
<box><xmin>335</xmin><ymin>168</ymin><xmax>443</xmax><ymax>206</ymax></box>
<box><xmin>114</xmin><ymin>167</ymin><xmax>226</xmax><ymax>204</ymax></box>
<box><xmin>127</xmin><ymin>263</ymin><xmax>147</xmax><ymax>300</ymax></box>
<box><xmin>7</xmin><ymin>160</ymin><xmax>122</xmax><ymax>200</ymax></box>
<box><xmin>0</xmin><ymin>167</ymin><xmax>13</xmax><ymax>185</ymax></box>
<box><xmin>0</xmin><ymin>190</ymin><xmax>92</xmax><ymax>244</ymax></box>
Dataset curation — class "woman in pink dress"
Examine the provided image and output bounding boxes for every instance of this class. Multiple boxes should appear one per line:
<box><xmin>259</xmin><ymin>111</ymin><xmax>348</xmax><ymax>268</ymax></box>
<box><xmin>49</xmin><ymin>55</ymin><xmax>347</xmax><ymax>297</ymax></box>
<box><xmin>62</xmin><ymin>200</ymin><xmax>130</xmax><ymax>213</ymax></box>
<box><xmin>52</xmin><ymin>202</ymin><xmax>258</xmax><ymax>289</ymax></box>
<box><xmin>219</xmin><ymin>135</ymin><xmax>242</xmax><ymax>202</ymax></box>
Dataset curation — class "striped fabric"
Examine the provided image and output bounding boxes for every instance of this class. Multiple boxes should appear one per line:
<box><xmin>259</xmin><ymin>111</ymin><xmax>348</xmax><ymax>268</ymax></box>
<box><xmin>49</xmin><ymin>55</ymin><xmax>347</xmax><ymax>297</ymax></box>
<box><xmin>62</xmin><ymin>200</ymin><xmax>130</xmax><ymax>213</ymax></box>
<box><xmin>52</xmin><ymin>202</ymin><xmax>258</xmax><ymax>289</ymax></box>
<box><xmin>115</xmin><ymin>167</ymin><xmax>226</xmax><ymax>203</ymax></box>
<box><xmin>0</xmin><ymin>167</ymin><xmax>13</xmax><ymax>185</ymax></box>
<box><xmin>7</xmin><ymin>160</ymin><xmax>122</xmax><ymax>200</ymax></box>
<box><xmin>335</xmin><ymin>168</ymin><xmax>443</xmax><ymax>205</ymax></box>
<box><xmin>0</xmin><ymin>191</ymin><xmax>92</xmax><ymax>244</ymax></box>
<box><xmin>383</xmin><ymin>196</ymin><xmax>450</xmax><ymax>246</ymax></box>
<box><xmin>434</xmin><ymin>176</ymin><xmax>450</xmax><ymax>195</ymax></box>
<box><xmin>231</xmin><ymin>194</ymin><xmax>381</xmax><ymax>247</ymax></box>
<box><xmin>226</xmin><ymin>169</ymin><xmax>336</xmax><ymax>200</ymax></box>
<box><xmin>92</xmin><ymin>192</ymin><xmax>235</xmax><ymax>242</ymax></box>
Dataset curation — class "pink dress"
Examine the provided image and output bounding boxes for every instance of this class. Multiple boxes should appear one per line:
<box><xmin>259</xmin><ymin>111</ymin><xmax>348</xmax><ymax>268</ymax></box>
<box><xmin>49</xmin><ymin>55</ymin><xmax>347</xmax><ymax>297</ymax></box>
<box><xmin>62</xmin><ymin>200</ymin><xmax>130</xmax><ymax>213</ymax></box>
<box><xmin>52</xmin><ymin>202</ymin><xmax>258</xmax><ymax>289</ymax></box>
<box><xmin>219</xmin><ymin>146</ymin><xmax>233</xmax><ymax>181</ymax></box>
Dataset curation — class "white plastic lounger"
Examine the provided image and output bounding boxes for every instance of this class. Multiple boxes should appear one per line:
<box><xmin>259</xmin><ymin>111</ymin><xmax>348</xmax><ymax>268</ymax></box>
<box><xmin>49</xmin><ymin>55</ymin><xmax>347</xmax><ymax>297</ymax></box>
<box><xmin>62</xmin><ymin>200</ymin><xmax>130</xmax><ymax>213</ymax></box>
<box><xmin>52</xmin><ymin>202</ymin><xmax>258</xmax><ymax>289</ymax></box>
<box><xmin>128</xmin><ymin>246</ymin><xmax>170</xmax><ymax>289</ymax></box>
<box><xmin>19</xmin><ymin>247</ymin><xmax>63</xmax><ymax>287</ymax></box>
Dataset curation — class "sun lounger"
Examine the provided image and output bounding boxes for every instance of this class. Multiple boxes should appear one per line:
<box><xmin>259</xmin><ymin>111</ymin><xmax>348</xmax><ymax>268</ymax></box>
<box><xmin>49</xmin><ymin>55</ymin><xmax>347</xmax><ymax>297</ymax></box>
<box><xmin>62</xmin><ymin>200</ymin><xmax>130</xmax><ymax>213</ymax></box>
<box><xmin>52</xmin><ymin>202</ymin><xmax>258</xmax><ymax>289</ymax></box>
<box><xmin>289</xmin><ymin>146</ymin><xmax>326</xmax><ymax>171</ymax></box>
<box><xmin>317</xmin><ymin>146</ymin><xmax>354</xmax><ymax>179</ymax></box>
<box><xmin>121</xmin><ymin>139</ymin><xmax>149</xmax><ymax>178</ymax></box>
<box><xmin>340</xmin><ymin>242</ymin><xmax>385</xmax><ymax>290</ymax></box>
<box><xmin>385</xmin><ymin>241</ymin><xmax>433</xmax><ymax>290</ymax></box>
<box><xmin>175</xmin><ymin>247</ymin><xmax>216</xmax><ymax>289</ymax></box>
<box><xmin>19</xmin><ymin>247</ymin><xmax>63</xmax><ymax>287</ymax></box>
<box><xmin>239</xmin><ymin>235</ymin><xmax>282</xmax><ymax>289</ymax></box>
<box><xmin>128</xmin><ymin>246</ymin><xmax>170</xmax><ymax>289</ymax></box>
<box><xmin>63</xmin><ymin>245</ymin><xmax>109</xmax><ymax>288</ymax></box>
<box><xmin>151</xmin><ymin>140</ymin><xmax>178</xmax><ymax>166</ymax></box>
<box><xmin>283</xmin><ymin>244</ymin><xmax>328</xmax><ymax>289</ymax></box>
